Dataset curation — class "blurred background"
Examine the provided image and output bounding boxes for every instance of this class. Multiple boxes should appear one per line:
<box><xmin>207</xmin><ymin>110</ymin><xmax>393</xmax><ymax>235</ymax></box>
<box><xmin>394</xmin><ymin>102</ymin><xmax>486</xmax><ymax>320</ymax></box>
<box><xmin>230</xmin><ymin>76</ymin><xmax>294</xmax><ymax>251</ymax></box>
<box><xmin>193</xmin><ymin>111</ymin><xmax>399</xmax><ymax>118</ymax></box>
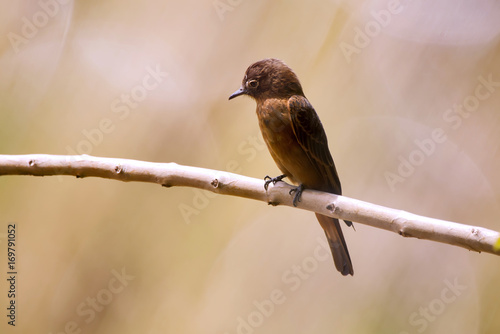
<box><xmin>1</xmin><ymin>0</ymin><xmax>499</xmax><ymax>333</ymax></box>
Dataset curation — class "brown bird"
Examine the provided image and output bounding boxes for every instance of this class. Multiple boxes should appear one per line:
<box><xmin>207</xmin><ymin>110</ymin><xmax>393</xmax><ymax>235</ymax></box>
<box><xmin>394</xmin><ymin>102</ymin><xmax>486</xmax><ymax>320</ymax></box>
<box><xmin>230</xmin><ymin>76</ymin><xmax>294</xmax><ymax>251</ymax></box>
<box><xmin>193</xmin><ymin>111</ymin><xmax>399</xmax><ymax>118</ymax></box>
<box><xmin>229</xmin><ymin>58</ymin><xmax>354</xmax><ymax>276</ymax></box>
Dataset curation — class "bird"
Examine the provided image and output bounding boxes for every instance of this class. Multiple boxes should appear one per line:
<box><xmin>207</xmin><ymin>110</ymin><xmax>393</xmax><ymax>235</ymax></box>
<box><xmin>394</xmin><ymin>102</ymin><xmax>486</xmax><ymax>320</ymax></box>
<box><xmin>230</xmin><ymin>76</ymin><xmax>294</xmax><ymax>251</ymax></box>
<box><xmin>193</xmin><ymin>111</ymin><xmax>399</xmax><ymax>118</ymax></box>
<box><xmin>228</xmin><ymin>58</ymin><xmax>354</xmax><ymax>276</ymax></box>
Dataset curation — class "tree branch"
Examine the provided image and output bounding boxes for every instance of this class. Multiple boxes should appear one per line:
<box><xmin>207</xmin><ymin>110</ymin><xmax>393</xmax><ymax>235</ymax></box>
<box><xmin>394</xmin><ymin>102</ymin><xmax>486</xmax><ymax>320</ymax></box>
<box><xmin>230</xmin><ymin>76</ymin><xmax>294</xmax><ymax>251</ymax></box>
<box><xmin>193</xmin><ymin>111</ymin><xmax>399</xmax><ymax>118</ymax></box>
<box><xmin>1</xmin><ymin>154</ymin><xmax>499</xmax><ymax>256</ymax></box>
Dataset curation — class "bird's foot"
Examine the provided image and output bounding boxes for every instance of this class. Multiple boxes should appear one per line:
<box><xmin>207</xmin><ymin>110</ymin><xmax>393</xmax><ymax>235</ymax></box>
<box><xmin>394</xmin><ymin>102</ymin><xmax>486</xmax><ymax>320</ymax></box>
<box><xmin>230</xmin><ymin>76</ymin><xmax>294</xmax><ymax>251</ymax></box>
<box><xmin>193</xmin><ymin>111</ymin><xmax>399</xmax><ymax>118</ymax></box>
<box><xmin>289</xmin><ymin>184</ymin><xmax>304</xmax><ymax>207</ymax></box>
<box><xmin>264</xmin><ymin>174</ymin><xmax>287</xmax><ymax>191</ymax></box>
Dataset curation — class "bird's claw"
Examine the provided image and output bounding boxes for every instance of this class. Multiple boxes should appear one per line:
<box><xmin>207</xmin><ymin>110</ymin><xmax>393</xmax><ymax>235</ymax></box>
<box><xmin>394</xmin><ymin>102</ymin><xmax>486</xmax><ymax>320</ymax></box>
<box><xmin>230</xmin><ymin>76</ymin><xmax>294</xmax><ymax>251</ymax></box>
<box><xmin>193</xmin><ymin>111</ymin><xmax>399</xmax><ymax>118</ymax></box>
<box><xmin>264</xmin><ymin>174</ymin><xmax>286</xmax><ymax>191</ymax></box>
<box><xmin>289</xmin><ymin>184</ymin><xmax>304</xmax><ymax>207</ymax></box>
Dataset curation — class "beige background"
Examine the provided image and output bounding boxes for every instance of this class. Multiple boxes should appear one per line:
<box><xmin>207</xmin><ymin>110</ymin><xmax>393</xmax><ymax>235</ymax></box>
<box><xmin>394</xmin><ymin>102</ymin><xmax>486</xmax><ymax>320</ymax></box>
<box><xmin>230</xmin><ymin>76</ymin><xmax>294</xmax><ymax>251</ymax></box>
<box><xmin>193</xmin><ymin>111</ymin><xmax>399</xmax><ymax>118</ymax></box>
<box><xmin>1</xmin><ymin>0</ymin><xmax>499</xmax><ymax>333</ymax></box>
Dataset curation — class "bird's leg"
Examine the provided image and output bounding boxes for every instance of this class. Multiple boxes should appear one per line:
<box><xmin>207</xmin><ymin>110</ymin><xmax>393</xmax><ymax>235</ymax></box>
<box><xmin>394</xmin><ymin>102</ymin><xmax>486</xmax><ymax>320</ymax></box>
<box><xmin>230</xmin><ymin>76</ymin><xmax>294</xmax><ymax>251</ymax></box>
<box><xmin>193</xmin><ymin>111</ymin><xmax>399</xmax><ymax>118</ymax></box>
<box><xmin>264</xmin><ymin>174</ymin><xmax>287</xmax><ymax>191</ymax></box>
<box><xmin>289</xmin><ymin>184</ymin><xmax>304</xmax><ymax>207</ymax></box>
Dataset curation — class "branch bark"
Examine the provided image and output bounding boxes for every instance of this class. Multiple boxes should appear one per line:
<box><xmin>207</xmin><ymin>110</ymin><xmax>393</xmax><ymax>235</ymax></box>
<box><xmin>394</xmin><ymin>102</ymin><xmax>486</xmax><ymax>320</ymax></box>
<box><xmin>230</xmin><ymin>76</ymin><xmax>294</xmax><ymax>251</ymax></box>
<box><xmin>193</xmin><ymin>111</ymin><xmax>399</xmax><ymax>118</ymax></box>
<box><xmin>1</xmin><ymin>154</ymin><xmax>499</xmax><ymax>256</ymax></box>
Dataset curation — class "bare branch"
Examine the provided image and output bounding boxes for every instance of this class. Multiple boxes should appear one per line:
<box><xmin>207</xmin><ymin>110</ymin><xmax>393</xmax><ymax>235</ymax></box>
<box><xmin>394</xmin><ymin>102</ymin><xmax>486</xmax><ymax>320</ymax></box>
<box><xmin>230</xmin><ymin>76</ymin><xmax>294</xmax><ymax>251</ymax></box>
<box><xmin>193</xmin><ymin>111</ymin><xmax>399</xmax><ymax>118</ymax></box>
<box><xmin>1</xmin><ymin>154</ymin><xmax>499</xmax><ymax>256</ymax></box>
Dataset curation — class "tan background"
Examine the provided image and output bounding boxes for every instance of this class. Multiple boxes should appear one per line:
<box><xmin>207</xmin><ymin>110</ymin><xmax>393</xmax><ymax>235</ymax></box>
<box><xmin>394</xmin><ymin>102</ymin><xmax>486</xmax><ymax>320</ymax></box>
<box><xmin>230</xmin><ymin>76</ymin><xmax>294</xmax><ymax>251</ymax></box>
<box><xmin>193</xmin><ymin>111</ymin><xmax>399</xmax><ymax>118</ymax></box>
<box><xmin>1</xmin><ymin>0</ymin><xmax>499</xmax><ymax>333</ymax></box>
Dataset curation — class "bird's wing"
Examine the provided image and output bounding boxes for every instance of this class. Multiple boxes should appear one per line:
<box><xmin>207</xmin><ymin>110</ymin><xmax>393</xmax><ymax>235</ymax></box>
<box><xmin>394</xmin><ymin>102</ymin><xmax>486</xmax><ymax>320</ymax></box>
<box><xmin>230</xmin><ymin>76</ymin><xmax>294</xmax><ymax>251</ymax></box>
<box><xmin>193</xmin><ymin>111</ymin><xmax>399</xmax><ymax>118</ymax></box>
<box><xmin>288</xmin><ymin>95</ymin><xmax>342</xmax><ymax>194</ymax></box>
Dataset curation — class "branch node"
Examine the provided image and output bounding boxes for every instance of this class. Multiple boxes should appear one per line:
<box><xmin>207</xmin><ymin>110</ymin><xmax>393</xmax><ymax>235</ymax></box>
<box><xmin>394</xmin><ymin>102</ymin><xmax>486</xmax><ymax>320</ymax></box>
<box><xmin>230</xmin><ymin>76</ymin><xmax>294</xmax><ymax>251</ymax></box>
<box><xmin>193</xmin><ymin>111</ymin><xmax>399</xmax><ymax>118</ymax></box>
<box><xmin>211</xmin><ymin>178</ymin><xmax>219</xmax><ymax>188</ymax></box>
<box><xmin>326</xmin><ymin>203</ymin><xmax>336</xmax><ymax>213</ymax></box>
<box><xmin>114</xmin><ymin>165</ymin><xmax>123</xmax><ymax>174</ymax></box>
<box><xmin>28</xmin><ymin>159</ymin><xmax>35</xmax><ymax>167</ymax></box>
<box><xmin>398</xmin><ymin>227</ymin><xmax>413</xmax><ymax>238</ymax></box>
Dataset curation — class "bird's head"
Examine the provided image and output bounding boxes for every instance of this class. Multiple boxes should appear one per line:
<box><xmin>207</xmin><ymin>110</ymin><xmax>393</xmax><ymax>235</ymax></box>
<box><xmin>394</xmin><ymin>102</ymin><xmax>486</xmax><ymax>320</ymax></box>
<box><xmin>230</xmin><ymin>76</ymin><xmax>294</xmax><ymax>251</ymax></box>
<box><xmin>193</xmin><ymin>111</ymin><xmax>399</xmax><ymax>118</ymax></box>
<box><xmin>229</xmin><ymin>58</ymin><xmax>304</xmax><ymax>101</ymax></box>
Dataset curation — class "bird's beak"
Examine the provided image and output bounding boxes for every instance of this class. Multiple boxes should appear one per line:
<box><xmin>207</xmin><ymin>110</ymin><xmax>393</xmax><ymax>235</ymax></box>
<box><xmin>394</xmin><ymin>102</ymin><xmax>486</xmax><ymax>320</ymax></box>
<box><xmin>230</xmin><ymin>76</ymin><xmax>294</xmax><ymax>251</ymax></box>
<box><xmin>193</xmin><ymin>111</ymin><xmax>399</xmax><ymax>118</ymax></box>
<box><xmin>228</xmin><ymin>86</ymin><xmax>246</xmax><ymax>100</ymax></box>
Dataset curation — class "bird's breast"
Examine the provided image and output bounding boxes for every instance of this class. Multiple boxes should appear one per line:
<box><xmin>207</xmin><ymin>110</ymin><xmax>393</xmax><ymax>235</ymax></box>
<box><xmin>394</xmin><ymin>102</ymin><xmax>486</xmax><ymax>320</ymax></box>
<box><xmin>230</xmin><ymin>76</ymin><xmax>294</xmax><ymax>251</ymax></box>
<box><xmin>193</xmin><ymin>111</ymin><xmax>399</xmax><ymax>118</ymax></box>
<box><xmin>256</xmin><ymin>99</ymin><xmax>294</xmax><ymax>145</ymax></box>
<box><xmin>255</xmin><ymin>98</ymin><xmax>321</xmax><ymax>187</ymax></box>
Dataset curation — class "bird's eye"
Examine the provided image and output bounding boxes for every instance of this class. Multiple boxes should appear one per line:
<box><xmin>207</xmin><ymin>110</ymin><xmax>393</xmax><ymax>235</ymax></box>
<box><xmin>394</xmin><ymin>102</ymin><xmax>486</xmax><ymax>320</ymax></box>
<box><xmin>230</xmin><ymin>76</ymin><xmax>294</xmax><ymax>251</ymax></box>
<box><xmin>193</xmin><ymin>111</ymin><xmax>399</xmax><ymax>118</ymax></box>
<box><xmin>247</xmin><ymin>80</ymin><xmax>259</xmax><ymax>88</ymax></box>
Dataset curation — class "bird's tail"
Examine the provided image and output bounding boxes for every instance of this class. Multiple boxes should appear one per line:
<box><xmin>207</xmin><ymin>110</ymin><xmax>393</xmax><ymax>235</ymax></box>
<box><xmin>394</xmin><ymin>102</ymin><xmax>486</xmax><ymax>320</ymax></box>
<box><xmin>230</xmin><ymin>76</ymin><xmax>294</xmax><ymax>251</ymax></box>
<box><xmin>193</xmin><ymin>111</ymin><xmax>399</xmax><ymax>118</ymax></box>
<box><xmin>315</xmin><ymin>213</ymin><xmax>354</xmax><ymax>276</ymax></box>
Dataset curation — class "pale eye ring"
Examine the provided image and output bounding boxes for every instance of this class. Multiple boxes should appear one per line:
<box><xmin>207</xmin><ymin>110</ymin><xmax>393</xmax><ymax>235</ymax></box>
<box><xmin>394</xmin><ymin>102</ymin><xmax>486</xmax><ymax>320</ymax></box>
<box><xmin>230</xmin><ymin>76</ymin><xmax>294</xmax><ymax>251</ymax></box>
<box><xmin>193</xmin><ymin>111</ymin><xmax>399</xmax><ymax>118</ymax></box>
<box><xmin>247</xmin><ymin>80</ymin><xmax>259</xmax><ymax>88</ymax></box>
